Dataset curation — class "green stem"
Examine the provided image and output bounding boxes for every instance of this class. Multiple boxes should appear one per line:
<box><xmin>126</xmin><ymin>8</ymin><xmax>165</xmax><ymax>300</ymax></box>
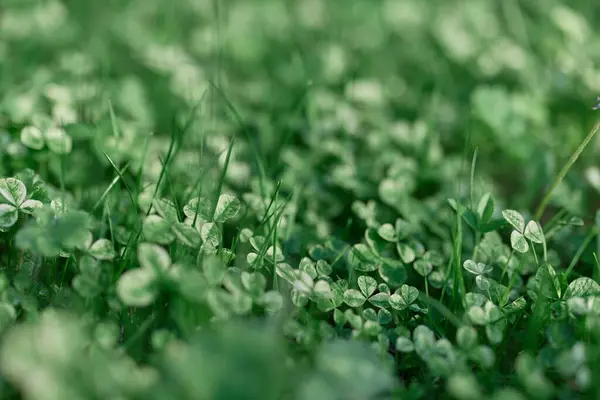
<box><xmin>535</xmin><ymin>122</ymin><xmax>600</xmax><ymax>220</ymax></box>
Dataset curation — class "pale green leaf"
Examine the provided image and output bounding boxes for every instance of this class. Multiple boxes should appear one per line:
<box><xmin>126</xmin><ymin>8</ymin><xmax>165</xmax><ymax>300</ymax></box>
<box><xmin>368</xmin><ymin>293</ymin><xmax>389</xmax><ymax>308</ymax></box>
<box><xmin>262</xmin><ymin>291</ymin><xmax>283</xmax><ymax>314</ymax></box>
<box><xmin>19</xmin><ymin>199</ymin><xmax>43</xmax><ymax>214</ymax></box>
<box><xmin>142</xmin><ymin>215</ymin><xmax>175</xmax><ymax>245</ymax></box>
<box><xmin>476</xmin><ymin>275</ymin><xmax>491</xmax><ymax>291</ymax></box>
<box><xmin>201</xmin><ymin>222</ymin><xmax>220</xmax><ymax>247</ymax></box>
<box><xmin>183</xmin><ymin>197</ymin><xmax>212</xmax><ymax>221</ymax></box>
<box><xmin>524</xmin><ymin>220</ymin><xmax>544</xmax><ymax>244</ymax></box>
<box><xmin>358</xmin><ymin>276</ymin><xmax>377</xmax><ymax>298</ymax></box>
<box><xmin>397</xmin><ymin>243</ymin><xmax>416</xmax><ymax>263</ymax></box>
<box><xmin>377</xmin><ymin>223</ymin><xmax>397</xmax><ymax>242</ymax></box>
<box><xmin>344</xmin><ymin>289</ymin><xmax>366</xmax><ymax>307</ymax></box>
<box><xmin>275</xmin><ymin>263</ymin><xmax>296</xmax><ymax>284</ymax></box>
<box><xmin>456</xmin><ymin>326</ymin><xmax>478</xmax><ymax>349</ymax></box>
<box><xmin>414</xmin><ymin>260</ymin><xmax>432</xmax><ymax>276</ymax></box>
<box><xmin>20</xmin><ymin>126</ymin><xmax>45</xmax><ymax>150</ymax></box>
<box><xmin>88</xmin><ymin>238</ymin><xmax>116</xmax><ymax>260</ymax></box>
<box><xmin>396</xmin><ymin>337</ymin><xmax>414</xmax><ymax>352</ymax></box>
<box><xmin>214</xmin><ymin>194</ymin><xmax>241</xmax><ymax>223</ymax></box>
<box><xmin>463</xmin><ymin>260</ymin><xmax>492</xmax><ymax>275</ymax></box>
<box><xmin>44</xmin><ymin>126</ymin><xmax>72</xmax><ymax>154</ymax></box>
<box><xmin>510</xmin><ymin>230</ymin><xmax>529</xmax><ymax>253</ymax></box>
<box><xmin>563</xmin><ymin>277</ymin><xmax>600</xmax><ymax>299</ymax></box>
<box><xmin>116</xmin><ymin>268</ymin><xmax>158</xmax><ymax>307</ymax></box>
<box><xmin>468</xmin><ymin>306</ymin><xmax>487</xmax><ymax>325</ymax></box>
<box><xmin>172</xmin><ymin>222</ymin><xmax>202</xmax><ymax>248</ymax></box>
<box><xmin>399</xmin><ymin>284</ymin><xmax>419</xmax><ymax>305</ymax></box>
<box><xmin>137</xmin><ymin>243</ymin><xmax>171</xmax><ymax>274</ymax></box>
<box><xmin>0</xmin><ymin>178</ymin><xmax>26</xmax><ymax>206</ymax></box>
<box><xmin>152</xmin><ymin>198</ymin><xmax>179</xmax><ymax>222</ymax></box>
<box><xmin>316</xmin><ymin>260</ymin><xmax>333</xmax><ymax>276</ymax></box>
<box><xmin>502</xmin><ymin>209</ymin><xmax>525</xmax><ymax>233</ymax></box>
<box><xmin>0</xmin><ymin>204</ymin><xmax>18</xmax><ymax>228</ymax></box>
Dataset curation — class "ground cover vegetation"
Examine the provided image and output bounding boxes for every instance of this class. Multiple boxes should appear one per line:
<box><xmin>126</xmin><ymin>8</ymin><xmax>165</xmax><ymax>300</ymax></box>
<box><xmin>1</xmin><ymin>0</ymin><xmax>600</xmax><ymax>399</ymax></box>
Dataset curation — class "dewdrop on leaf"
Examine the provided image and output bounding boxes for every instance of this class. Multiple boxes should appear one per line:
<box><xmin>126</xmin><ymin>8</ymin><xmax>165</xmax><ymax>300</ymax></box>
<box><xmin>593</xmin><ymin>96</ymin><xmax>600</xmax><ymax>110</ymax></box>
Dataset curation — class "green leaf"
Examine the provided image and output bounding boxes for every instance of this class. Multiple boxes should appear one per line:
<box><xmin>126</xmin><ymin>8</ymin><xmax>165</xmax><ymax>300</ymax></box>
<box><xmin>183</xmin><ymin>197</ymin><xmax>212</xmax><ymax>221</ymax></box>
<box><xmin>275</xmin><ymin>263</ymin><xmax>296</xmax><ymax>284</ymax></box>
<box><xmin>510</xmin><ymin>230</ymin><xmax>529</xmax><ymax>253</ymax></box>
<box><xmin>0</xmin><ymin>178</ymin><xmax>26</xmax><ymax>206</ymax></box>
<box><xmin>142</xmin><ymin>215</ymin><xmax>176</xmax><ymax>245</ymax></box>
<box><xmin>396</xmin><ymin>337</ymin><xmax>414</xmax><ymax>352</ymax></box>
<box><xmin>468</xmin><ymin>306</ymin><xmax>487</xmax><ymax>325</ymax></box>
<box><xmin>44</xmin><ymin>126</ymin><xmax>72</xmax><ymax>154</ymax></box>
<box><xmin>477</xmin><ymin>193</ymin><xmax>495</xmax><ymax>224</ymax></box>
<box><xmin>72</xmin><ymin>275</ymin><xmax>102</xmax><ymax>298</ymax></box>
<box><xmin>316</xmin><ymin>260</ymin><xmax>332</xmax><ymax>276</ymax></box>
<box><xmin>476</xmin><ymin>275</ymin><xmax>491</xmax><ymax>291</ymax></box>
<box><xmin>563</xmin><ymin>277</ymin><xmax>600</xmax><ymax>299</ymax></box>
<box><xmin>447</xmin><ymin>374</ymin><xmax>482</xmax><ymax>400</ymax></box>
<box><xmin>358</xmin><ymin>276</ymin><xmax>377</xmax><ymax>298</ymax></box>
<box><xmin>262</xmin><ymin>291</ymin><xmax>283</xmax><ymax>314</ymax></box>
<box><xmin>153</xmin><ymin>198</ymin><xmax>179</xmax><ymax>222</ymax></box>
<box><xmin>378</xmin><ymin>308</ymin><xmax>392</xmax><ymax>325</ymax></box>
<box><xmin>203</xmin><ymin>255</ymin><xmax>226</xmax><ymax>285</ymax></box>
<box><xmin>172</xmin><ymin>222</ymin><xmax>202</xmax><ymax>248</ymax></box>
<box><xmin>201</xmin><ymin>222</ymin><xmax>221</xmax><ymax>247</ymax></box>
<box><xmin>456</xmin><ymin>326</ymin><xmax>478</xmax><ymax>349</ymax></box>
<box><xmin>214</xmin><ymin>194</ymin><xmax>241</xmax><ymax>223</ymax></box>
<box><xmin>0</xmin><ymin>204</ymin><xmax>18</xmax><ymax>229</ymax></box>
<box><xmin>266</xmin><ymin>246</ymin><xmax>285</xmax><ymax>263</ymax></box>
<box><xmin>377</xmin><ymin>224</ymin><xmax>397</xmax><ymax>242</ymax></box>
<box><xmin>241</xmin><ymin>272</ymin><xmax>267</xmax><ymax>297</ymax></box>
<box><xmin>503</xmin><ymin>296</ymin><xmax>527</xmax><ymax>315</ymax></box>
<box><xmin>535</xmin><ymin>263</ymin><xmax>561</xmax><ymax>299</ymax></box>
<box><xmin>463</xmin><ymin>260</ymin><xmax>492</xmax><ymax>275</ymax></box>
<box><xmin>20</xmin><ymin>126</ymin><xmax>45</xmax><ymax>150</ymax></box>
<box><xmin>344</xmin><ymin>310</ymin><xmax>362</xmax><ymax>329</ymax></box>
<box><xmin>414</xmin><ymin>260</ymin><xmax>432</xmax><ymax>277</ymax></box>
<box><xmin>399</xmin><ymin>284</ymin><xmax>419</xmax><ymax>305</ymax></box>
<box><xmin>116</xmin><ymin>268</ymin><xmax>158</xmax><ymax>307</ymax></box>
<box><xmin>484</xmin><ymin>302</ymin><xmax>506</xmax><ymax>344</ymax></box>
<box><xmin>502</xmin><ymin>210</ymin><xmax>525</xmax><ymax>233</ymax></box>
<box><xmin>138</xmin><ymin>243</ymin><xmax>171</xmax><ymax>274</ymax></box>
<box><xmin>524</xmin><ymin>220</ymin><xmax>544</xmax><ymax>244</ymax></box>
<box><xmin>348</xmin><ymin>243</ymin><xmax>378</xmax><ymax>271</ymax></box>
<box><xmin>88</xmin><ymin>239</ymin><xmax>116</xmax><ymax>260</ymax></box>
<box><xmin>379</xmin><ymin>263</ymin><xmax>407</xmax><ymax>287</ymax></box>
<box><xmin>413</xmin><ymin>325</ymin><xmax>436</xmax><ymax>356</ymax></box>
<box><xmin>333</xmin><ymin>309</ymin><xmax>346</xmax><ymax>326</ymax></box>
<box><xmin>465</xmin><ymin>293</ymin><xmax>487</xmax><ymax>308</ymax></box>
<box><xmin>368</xmin><ymin>293</ymin><xmax>390</xmax><ymax>308</ymax></box>
<box><xmin>396</xmin><ymin>243</ymin><xmax>416</xmax><ymax>263</ymax></box>
<box><xmin>19</xmin><ymin>199</ymin><xmax>43</xmax><ymax>214</ymax></box>
<box><xmin>470</xmin><ymin>346</ymin><xmax>495</xmax><ymax>369</ymax></box>
<box><xmin>176</xmin><ymin>269</ymin><xmax>209</xmax><ymax>303</ymax></box>
<box><xmin>344</xmin><ymin>289</ymin><xmax>367</xmax><ymax>307</ymax></box>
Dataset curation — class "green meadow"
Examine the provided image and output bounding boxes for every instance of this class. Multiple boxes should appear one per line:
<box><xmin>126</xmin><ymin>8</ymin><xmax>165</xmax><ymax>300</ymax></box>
<box><xmin>1</xmin><ymin>0</ymin><xmax>600</xmax><ymax>399</ymax></box>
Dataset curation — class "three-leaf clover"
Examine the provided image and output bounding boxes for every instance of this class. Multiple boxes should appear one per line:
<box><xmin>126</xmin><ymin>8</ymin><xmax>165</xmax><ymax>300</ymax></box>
<box><xmin>502</xmin><ymin>209</ymin><xmax>545</xmax><ymax>254</ymax></box>
<box><xmin>0</xmin><ymin>178</ymin><xmax>43</xmax><ymax>231</ymax></box>
<box><xmin>343</xmin><ymin>276</ymin><xmax>390</xmax><ymax>308</ymax></box>
<box><xmin>20</xmin><ymin>125</ymin><xmax>73</xmax><ymax>154</ymax></box>
<box><xmin>463</xmin><ymin>260</ymin><xmax>493</xmax><ymax>291</ymax></box>
<box><xmin>116</xmin><ymin>243</ymin><xmax>176</xmax><ymax>307</ymax></box>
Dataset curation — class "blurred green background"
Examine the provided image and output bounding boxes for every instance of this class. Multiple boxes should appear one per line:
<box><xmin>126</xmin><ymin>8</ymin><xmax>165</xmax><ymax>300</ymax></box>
<box><xmin>2</xmin><ymin>0</ymin><xmax>600</xmax><ymax>213</ymax></box>
<box><xmin>1</xmin><ymin>0</ymin><xmax>600</xmax><ymax>399</ymax></box>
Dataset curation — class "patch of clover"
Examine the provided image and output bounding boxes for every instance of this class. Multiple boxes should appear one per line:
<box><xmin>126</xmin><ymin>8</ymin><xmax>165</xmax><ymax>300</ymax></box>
<box><xmin>20</xmin><ymin>124</ymin><xmax>73</xmax><ymax>154</ymax></box>
<box><xmin>501</xmin><ymin>209</ymin><xmax>545</xmax><ymax>256</ymax></box>
<box><xmin>0</xmin><ymin>178</ymin><xmax>43</xmax><ymax>231</ymax></box>
<box><xmin>396</xmin><ymin>325</ymin><xmax>464</xmax><ymax>378</ymax></box>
